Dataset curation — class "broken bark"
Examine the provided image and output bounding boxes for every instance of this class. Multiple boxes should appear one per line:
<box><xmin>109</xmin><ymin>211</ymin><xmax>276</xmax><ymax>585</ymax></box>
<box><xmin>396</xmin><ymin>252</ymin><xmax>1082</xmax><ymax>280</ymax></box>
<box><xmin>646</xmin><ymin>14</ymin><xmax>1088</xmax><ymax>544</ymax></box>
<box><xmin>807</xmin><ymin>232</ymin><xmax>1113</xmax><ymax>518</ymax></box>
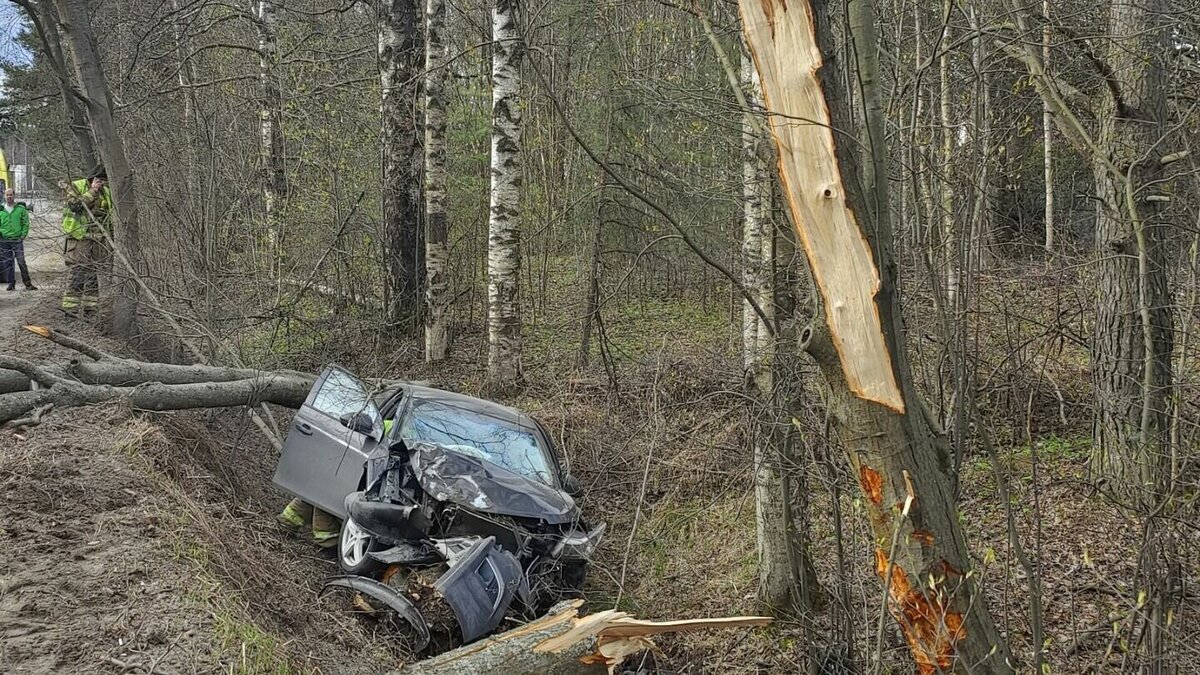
<box><xmin>740</xmin><ymin>1</ymin><xmax>1013</xmax><ymax>672</ymax></box>
<box><xmin>739</xmin><ymin>1</ymin><xmax>902</xmax><ymax>413</ymax></box>
<box><xmin>399</xmin><ymin>600</ymin><xmax>769</xmax><ymax>675</ymax></box>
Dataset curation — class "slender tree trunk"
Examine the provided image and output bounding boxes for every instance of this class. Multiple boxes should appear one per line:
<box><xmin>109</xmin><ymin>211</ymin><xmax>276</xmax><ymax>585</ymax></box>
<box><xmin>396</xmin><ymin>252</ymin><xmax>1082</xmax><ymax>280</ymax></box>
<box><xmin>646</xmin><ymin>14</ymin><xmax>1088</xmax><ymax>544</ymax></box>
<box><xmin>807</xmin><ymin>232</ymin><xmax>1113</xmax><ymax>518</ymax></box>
<box><xmin>45</xmin><ymin>8</ymin><xmax>97</xmax><ymax>172</ymax></box>
<box><xmin>380</xmin><ymin>0</ymin><xmax>425</xmax><ymax>330</ymax></box>
<box><xmin>740</xmin><ymin>49</ymin><xmax>797</xmax><ymax>614</ymax></box>
<box><xmin>423</xmin><ymin>0</ymin><xmax>449</xmax><ymax>360</ymax></box>
<box><xmin>487</xmin><ymin>0</ymin><xmax>524</xmax><ymax>383</ymax></box>
<box><xmin>968</xmin><ymin>8</ymin><xmax>994</xmax><ymax>273</ymax></box>
<box><xmin>1041</xmin><ymin>0</ymin><xmax>1054</xmax><ymax>253</ymax></box>
<box><xmin>254</xmin><ymin>0</ymin><xmax>286</xmax><ymax>257</ymax></box>
<box><xmin>577</xmin><ymin>191</ymin><xmax>604</xmax><ymax>371</ymax></box>
<box><xmin>14</xmin><ymin>0</ymin><xmax>98</xmax><ymax>173</ymax></box>
<box><xmin>937</xmin><ymin>0</ymin><xmax>958</xmax><ymax>309</ymax></box>
<box><xmin>54</xmin><ymin>0</ymin><xmax>141</xmax><ymax>339</ymax></box>
<box><xmin>741</xmin><ymin>1</ymin><xmax>1013</xmax><ymax>671</ymax></box>
<box><xmin>1091</xmin><ymin>0</ymin><xmax>1173</xmax><ymax>499</ymax></box>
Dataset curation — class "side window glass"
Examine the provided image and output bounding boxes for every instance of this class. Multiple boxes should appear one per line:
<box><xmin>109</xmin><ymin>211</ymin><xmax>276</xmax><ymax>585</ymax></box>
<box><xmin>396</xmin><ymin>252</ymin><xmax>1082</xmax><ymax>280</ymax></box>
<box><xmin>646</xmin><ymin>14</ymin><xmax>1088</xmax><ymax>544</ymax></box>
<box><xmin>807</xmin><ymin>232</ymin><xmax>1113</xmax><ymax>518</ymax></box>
<box><xmin>312</xmin><ymin>369</ymin><xmax>379</xmax><ymax>426</ymax></box>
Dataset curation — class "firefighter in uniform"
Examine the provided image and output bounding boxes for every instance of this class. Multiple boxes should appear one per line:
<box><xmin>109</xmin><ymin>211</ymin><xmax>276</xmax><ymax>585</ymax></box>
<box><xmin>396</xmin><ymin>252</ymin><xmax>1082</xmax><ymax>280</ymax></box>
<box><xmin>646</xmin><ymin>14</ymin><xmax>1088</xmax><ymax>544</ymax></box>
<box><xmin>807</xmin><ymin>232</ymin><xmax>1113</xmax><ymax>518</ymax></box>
<box><xmin>60</xmin><ymin>167</ymin><xmax>112</xmax><ymax>316</ymax></box>
<box><xmin>277</xmin><ymin>499</ymin><xmax>342</xmax><ymax>548</ymax></box>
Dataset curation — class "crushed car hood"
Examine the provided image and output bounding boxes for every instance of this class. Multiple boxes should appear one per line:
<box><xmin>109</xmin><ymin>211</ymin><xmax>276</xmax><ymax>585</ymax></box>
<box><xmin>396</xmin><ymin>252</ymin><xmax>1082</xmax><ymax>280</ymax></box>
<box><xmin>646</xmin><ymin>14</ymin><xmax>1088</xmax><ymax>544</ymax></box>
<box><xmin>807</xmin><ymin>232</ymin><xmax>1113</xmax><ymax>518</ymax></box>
<box><xmin>409</xmin><ymin>443</ymin><xmax>577</xmax><ymax>524</ymax></box>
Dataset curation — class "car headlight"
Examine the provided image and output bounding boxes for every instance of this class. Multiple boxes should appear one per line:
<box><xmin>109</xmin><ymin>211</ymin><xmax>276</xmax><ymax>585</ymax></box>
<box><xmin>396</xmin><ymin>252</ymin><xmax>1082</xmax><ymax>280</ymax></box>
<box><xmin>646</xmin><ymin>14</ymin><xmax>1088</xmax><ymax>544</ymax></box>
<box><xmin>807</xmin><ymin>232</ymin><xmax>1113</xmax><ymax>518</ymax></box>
<box><xmin>556</xmin><ymin>522</ymin><xmax>606</xmax><ymax>560</ymax></box>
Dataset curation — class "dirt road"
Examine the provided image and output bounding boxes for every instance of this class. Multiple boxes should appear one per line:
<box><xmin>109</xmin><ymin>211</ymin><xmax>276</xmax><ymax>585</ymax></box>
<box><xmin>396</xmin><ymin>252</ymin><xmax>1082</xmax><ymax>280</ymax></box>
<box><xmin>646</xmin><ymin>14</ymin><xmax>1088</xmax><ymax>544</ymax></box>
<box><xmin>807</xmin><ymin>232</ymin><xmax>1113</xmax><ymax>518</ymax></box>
<box><xmin>0</xmin><ymin>197</ymin><xmax>64</xmax><ymax>328</ymax></box>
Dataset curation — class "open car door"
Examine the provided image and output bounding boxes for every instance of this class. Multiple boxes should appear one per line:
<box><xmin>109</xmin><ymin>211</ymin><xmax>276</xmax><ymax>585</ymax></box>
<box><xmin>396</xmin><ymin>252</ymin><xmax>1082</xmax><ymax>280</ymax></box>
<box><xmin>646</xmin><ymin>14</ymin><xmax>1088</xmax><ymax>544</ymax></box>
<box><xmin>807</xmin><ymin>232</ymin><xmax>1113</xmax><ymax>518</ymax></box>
<box><xmin>272</xmin><ymin>365</ymin><xmax>383</xmax><ymax>517</ymax></box>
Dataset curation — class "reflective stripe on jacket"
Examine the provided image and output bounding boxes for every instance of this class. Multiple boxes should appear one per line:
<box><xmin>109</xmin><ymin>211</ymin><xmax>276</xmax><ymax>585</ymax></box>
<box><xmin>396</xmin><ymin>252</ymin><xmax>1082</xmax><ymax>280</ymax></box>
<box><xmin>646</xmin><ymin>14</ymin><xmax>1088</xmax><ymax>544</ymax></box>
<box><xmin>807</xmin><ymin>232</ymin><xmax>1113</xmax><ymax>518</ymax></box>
<box><xmin>62</xmin><ymin>179</ymin><xmax>112</xmax><ymax>240</ymax></box>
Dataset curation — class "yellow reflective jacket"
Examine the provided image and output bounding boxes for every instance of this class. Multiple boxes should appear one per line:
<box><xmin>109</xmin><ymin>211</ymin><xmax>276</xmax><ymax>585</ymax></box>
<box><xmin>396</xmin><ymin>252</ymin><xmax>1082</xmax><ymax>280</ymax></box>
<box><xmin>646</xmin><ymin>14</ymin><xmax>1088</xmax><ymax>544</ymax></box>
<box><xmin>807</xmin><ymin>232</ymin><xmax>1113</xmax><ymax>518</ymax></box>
<box><xmin>62</xmin><ymin>178</ymin><xmax>113</xmax><ymax>240</ymax></box>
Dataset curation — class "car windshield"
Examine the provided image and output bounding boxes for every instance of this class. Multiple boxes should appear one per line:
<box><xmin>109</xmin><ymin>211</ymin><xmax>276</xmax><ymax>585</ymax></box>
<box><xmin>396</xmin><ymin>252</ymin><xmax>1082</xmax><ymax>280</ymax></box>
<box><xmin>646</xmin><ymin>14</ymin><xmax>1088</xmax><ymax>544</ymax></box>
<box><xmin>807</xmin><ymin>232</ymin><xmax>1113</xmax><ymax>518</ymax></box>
<box><xmin>399</xmin><ymin>397</ymin><xmax>556</xmax><ymax>487</ymax></box>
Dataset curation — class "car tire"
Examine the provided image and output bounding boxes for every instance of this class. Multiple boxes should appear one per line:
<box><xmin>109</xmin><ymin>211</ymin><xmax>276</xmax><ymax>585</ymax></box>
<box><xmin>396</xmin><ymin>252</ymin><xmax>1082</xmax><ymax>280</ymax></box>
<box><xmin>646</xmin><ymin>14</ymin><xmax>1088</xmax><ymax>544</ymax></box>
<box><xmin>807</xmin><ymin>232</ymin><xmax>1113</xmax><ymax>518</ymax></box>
<box><xmin>338</xmin><ymin>516</ymin><xmax>384</xmax><ymax>576</ymax></box>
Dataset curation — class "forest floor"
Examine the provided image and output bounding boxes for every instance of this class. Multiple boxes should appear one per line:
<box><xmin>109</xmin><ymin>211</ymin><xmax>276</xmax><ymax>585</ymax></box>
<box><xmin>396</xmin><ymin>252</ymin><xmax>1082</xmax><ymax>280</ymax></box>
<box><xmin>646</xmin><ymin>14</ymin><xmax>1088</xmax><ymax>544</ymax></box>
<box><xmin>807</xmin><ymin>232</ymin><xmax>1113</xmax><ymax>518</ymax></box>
<box><xmin>2</xmin><ymin>257</ymin><xmax>1198</xmax><ymax>672</ymax></box>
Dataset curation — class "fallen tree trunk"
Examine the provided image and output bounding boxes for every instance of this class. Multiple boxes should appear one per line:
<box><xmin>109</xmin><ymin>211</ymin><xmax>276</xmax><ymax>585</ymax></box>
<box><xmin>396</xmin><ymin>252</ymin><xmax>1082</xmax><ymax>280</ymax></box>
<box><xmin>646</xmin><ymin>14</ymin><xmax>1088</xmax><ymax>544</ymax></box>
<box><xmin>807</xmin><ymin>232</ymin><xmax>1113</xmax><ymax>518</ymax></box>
<box><xmin>0</xmin><ymin>356</ymin><xmax>312</xmax><ymax>424</ymax></box>
<box><xmin>0</xmin><ymin>326</ymin><xmax>314</xmax><ymax>425</ymax></box>
<box><xmin>0</xmin><ymin>369</ymin><xmax>35</xmax><ymax>394</ymax></box>
<box><xmin>399</xmin><ymin>600</ymin><xmax>769</xmax><ymax>675</ymax></box>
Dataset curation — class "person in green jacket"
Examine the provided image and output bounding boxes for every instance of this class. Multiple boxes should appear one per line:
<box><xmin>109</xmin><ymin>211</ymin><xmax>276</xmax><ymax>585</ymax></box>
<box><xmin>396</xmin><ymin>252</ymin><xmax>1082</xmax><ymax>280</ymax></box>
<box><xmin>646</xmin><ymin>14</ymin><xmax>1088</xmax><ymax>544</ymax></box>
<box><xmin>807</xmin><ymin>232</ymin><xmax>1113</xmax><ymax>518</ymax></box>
<box><xmin>60</xmin><ymin>166</ymin><xmax>112</xmax><ymax>315</ymax></box>
<box><xmin>0</xmin><ymin>188</ymin><xmax>35</xmax><ymax>291</ymax></box>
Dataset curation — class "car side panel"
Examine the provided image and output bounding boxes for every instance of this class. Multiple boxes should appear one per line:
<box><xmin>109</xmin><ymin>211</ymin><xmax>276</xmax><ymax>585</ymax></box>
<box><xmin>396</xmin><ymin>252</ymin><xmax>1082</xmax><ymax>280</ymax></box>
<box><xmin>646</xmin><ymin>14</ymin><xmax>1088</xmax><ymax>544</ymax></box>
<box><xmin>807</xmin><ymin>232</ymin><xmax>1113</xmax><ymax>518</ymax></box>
<box><xmin>275</xmin><ymin>408</ymin><xmax>373</xmax><ymax>518</ymax></box>
<box><xmin>273</xmin><ymin>365</ymin><xmax>378</xmax><ymax>519</ymax></box>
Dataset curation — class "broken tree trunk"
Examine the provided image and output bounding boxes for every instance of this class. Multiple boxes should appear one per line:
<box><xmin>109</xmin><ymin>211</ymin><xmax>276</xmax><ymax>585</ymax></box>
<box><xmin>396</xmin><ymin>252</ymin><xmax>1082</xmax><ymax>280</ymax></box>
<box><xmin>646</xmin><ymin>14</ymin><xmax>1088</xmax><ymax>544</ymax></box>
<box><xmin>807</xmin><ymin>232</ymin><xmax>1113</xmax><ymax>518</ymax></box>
<box><xmin>0</xmin><ymin>326</ymin><xmax>313</xmax><ymax>425</ymax></box>
<box><xmin>399</xmin><ymin>600</ymin><xmax>769</xmax><ymax>675</ymax></box>
<box><xmin>739</xmin><ymin>1</ymin><xmax>1013</xmax><ymax>672</ymax></box>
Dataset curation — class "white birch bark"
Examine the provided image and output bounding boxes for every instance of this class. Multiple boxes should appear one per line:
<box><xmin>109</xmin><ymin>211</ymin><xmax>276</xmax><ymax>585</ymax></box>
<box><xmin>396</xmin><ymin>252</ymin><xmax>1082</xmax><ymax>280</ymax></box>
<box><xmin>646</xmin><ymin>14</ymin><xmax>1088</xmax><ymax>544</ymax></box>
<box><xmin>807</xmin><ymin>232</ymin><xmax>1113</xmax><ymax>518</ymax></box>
<box><xmin>741</xmin><ymin>49</ymin><xmax>792</xmax><ymax>613</ymax></box>
<box><xmin>487</xmin><ymin>0</ymin><xmax>524</xmax><ymax>382</ymax></box>
<box><xmin>424</xmin><ymin>0</ymin><xmax>450</xmax><ymax>361</ymax></box>
<box><xmin>1042</xmin><ymin>0</ymin><xmax>1055</xmax><ymax>253</ymax></box>
<box><xmin>255</xmin><ymin>0</ymin><xmax>285</xmax><ymax>254</ymax></box>
<box><xmin>938</xmin><ymin>0</ymin><xmax>958</xmax><ymax>309</ymax></box>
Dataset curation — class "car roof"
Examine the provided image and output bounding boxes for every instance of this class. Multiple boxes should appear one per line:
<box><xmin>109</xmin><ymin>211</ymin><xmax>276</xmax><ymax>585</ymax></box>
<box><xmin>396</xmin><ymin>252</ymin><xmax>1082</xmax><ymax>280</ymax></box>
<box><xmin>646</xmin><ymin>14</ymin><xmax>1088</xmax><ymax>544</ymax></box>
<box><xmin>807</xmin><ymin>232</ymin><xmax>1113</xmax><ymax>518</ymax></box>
<box><xmin>398</xmin><ymin>383</ymin><xmax>539</xmax><ymax>427</ymax></box>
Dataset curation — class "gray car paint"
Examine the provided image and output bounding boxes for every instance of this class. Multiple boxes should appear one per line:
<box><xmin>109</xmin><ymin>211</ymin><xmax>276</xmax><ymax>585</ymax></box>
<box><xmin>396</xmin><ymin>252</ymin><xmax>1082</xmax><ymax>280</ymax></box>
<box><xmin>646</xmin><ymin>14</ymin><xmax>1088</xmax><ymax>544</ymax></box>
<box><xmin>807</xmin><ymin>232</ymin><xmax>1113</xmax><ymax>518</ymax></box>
<box><xmin>273</xmin><ymin>368</ymin><xmax>564</xmax><ymax>521</ymax></box>
<box><xmin>272</xmin><ymin>365</ymin><xmax>384</xmax><ymax>517</ymax></box>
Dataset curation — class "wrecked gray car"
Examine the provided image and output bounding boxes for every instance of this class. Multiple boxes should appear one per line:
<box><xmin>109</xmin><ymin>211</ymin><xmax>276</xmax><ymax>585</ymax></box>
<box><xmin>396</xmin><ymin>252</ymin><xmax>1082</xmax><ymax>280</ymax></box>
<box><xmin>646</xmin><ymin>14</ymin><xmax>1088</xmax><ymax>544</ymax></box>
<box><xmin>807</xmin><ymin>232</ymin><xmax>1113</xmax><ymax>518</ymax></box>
<box><xmin>271</xmin><ymin>365</ymin><xmax>604</xmax><ymax>650</ymax></box>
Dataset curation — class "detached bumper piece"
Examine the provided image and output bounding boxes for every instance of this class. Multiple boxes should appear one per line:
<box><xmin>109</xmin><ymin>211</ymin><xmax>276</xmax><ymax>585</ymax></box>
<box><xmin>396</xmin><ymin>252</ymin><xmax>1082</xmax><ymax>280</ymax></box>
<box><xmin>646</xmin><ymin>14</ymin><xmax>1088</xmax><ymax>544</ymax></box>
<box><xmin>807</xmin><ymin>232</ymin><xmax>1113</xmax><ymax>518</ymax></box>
<box><xmin>434</xmin><ymin>536</ymin><xmax>527</xmax><ymax>644</ymax></box>
<box><xmin>325</xmin><ymin>536</ymin><xmax>527</xmax><ymax>650</ymax></box>
<box><xmin>321</xmin><ymin>575</ymin><xmax>431</xmax><ymax>652</ymax></box>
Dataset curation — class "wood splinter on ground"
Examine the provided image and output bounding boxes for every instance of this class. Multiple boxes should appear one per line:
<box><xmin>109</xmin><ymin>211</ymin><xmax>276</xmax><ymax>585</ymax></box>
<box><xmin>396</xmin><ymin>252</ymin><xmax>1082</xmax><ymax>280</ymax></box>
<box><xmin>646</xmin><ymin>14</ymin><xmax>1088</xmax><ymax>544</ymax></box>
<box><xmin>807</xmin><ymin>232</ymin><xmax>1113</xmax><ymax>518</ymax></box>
<box><xmin>399</xmin><ymin>600</ymin><xmax>770</xmax><ymax>674</ymax></box>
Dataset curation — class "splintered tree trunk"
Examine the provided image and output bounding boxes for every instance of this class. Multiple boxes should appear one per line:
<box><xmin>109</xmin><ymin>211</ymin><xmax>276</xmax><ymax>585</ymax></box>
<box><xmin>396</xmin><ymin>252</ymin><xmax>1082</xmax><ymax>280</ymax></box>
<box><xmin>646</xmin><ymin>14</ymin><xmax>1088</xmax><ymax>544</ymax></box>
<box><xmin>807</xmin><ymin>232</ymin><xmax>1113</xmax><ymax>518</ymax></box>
<box><xmin>1090</xmin><ymin>0</ymin><xmax>1173</xmax><ymax>498</ymax></box>
<box><xmin>424</xmin><ymin>0</ymin><xmax>449</xmax><ymax>360</ymax></box>
<box><xmin>740</xmin><ymin>1</ymin><xmax>1013</xmax><ymax>672</ymax></box>
<box><xmin>54</xmin><ymin>0</ymin><xmax>141</xmax><ymax>339</ymax></box>
<box><xmin>740</xmin><ymin>49</ymin><xmax>794</xmax><ymax>614</ymax></box>
<box><xmin>255</xmin><ymin>0</ymin><xmax>286</xmax><ymax>255</ymax></box>
<box><xmin>487</xmin><ymin>0</ymin><xmax>524</xmax><ymax>383</ymax></box>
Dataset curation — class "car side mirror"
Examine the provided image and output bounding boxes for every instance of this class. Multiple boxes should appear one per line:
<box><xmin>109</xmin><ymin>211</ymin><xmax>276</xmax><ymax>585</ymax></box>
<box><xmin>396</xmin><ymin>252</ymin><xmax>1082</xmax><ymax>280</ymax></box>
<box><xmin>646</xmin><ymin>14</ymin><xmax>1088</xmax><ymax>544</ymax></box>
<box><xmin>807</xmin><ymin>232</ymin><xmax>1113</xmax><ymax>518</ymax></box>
<box><xmin>340</xmin><ymin>411</ymin><xmax>375</xmax><ymax>435</ymax></box>
<box><xmin>563</xmin><ymin>473</ymin><xmax>581</xmax><ymax>495</ymax></box>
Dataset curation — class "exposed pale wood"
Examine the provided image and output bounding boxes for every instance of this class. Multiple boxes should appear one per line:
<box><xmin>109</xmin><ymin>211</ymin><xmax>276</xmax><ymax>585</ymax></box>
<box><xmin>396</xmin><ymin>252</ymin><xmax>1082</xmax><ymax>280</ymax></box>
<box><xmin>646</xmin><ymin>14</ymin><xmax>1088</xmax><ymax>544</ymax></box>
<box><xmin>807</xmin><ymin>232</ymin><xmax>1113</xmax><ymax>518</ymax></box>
<box><xmin>399</xmin><ymin>600</ymin><xmax>769</xmax><ymax>674</ymax></box>
<box><xmin>738</xmin><ymin>0</ymin><xmax>904</xmax><ymax>412</ymax></box>
<box><xmin>739</xmin><ymin>1</ymin><xmax>1014</xmax><ymax>671</ymax></box>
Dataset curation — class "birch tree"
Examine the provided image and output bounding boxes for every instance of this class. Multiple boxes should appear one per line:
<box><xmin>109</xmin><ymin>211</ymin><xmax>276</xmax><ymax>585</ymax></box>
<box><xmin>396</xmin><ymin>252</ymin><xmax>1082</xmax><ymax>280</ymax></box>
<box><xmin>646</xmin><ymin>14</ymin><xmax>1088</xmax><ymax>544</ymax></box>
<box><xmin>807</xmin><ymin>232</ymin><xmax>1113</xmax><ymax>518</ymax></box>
<box><xmin>380</xmin><ymin>0</ymin><xmax>425</xmax><ymax>329</ymax></box>
<box><xmin>254</xmin><ymin>0</ymin><xmax>286</xmax><ymax>253</ymax></box>
<box><xmin>487</xmin><ymin>0</ymin><xmax>523</xmax><ymax>382</ymax></box>
<box><xmin>739</xmin><ymin>48</ymin><xmax>797</xmax><ymax>614</ymax></box>
<box><xmin>424</xmin><ymin>0</ymin><xmax>449</xmax><ymax>360</ymax></box>
<box><xmin>740</xmin><ymin>0</ymin><xmax>1013</xmax><ymax>670</ymax></box>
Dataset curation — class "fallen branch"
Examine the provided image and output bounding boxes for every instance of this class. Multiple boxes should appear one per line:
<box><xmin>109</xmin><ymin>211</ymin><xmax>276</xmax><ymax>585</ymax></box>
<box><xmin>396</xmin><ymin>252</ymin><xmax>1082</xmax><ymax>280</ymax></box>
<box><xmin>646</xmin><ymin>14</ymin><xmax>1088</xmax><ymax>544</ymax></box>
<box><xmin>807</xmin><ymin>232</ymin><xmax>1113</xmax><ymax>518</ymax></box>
<box><xmin>3</xmin><ymin>403</ymin><xmax>54</xmax><ymax>430</ymax></box>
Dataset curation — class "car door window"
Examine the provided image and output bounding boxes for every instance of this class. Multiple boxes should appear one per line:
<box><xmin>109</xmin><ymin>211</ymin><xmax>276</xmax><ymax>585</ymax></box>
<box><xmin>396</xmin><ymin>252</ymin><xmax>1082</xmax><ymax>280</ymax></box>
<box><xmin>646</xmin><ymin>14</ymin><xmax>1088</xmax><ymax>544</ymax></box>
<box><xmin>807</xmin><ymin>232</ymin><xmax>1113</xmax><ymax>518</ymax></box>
<box><xmin>312</xmin><ymin>368</ymin><xmax>381</xmax><ymax>429</ymax></box>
